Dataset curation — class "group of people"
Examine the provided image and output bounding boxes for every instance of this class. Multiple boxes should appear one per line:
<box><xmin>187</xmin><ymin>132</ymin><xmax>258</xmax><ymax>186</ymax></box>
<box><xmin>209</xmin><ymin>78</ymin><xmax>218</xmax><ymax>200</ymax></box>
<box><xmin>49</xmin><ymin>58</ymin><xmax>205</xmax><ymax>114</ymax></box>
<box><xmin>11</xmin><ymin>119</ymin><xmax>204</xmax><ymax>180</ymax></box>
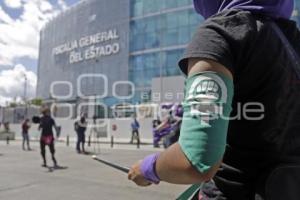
<box><xmin>20</xmin><ymin>108</ymin><xmax>148</xmax><ymax>167</ymax></box>
<box><xmin>20</xmin><ymin>106</ymin><xmax>182</xmax><ymax>161</ymax></box>
<box><xmin>19</xmin><ymin>108</ymin><xmax>89</xmax><ymax>167</ymax></box>
<box><xmin>20</xmin><ymin>108</ymin><xmax>59</xmax><ymax>167</ymax></box>
<box><xmin>152</xmin><ymin>104</ymin><xmax>183</xmax><ymax>148</ymax></box>
<box><xmin>129</xmin><ymin>104</ymin><xmax>184</xmax><ymax>149</ymax></box>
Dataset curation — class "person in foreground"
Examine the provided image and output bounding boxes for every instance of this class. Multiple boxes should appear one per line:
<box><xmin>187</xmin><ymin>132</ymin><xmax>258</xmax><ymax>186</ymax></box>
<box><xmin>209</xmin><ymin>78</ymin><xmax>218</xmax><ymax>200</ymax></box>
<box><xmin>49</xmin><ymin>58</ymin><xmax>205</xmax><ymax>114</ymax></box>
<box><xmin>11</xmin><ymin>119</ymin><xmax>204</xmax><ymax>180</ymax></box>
<box><xmin>128</xmin><ymin>0</ymin><xmax>300</xmax><ymax>199</ymax></box>
<box><xmin>39</xmin><ymin>107</ymin><xmax>58</xmax><ymax>168</ymax></box>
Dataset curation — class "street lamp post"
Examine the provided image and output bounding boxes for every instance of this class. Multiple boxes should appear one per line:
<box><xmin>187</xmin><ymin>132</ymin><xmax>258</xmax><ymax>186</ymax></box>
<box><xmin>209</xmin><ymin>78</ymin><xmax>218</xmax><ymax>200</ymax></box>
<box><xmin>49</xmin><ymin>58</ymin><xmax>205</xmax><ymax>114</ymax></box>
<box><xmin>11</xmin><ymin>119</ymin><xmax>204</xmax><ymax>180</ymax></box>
<box><xmin>23</xmin><ymin>73</ymin><xmax>28</xmax><ymax>118</ymax></box>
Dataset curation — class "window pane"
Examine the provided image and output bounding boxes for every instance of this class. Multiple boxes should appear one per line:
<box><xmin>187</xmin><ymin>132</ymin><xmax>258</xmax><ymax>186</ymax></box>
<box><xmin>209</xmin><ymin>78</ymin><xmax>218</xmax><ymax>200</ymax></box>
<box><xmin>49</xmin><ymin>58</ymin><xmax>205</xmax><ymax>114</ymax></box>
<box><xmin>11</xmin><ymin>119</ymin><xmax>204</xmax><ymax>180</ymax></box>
<box><xmin>132</xmin><ymin>34</ymin><xmax>145</xmax><ymax>51</ymax></box>
<box><xmin>178</xmin><ymin>26</ymin><xmax>190</xmax><ymax>44</ymax></box>
<box><xmin>164</xmin><ymin>0</ymin><xmax>178</xmax><ymax>9</ymax></box>
<box><xmin>145</xmin><ymin>32</ymin><xmax>159</xmax><ymax>49</ymax></box>
<box><xmin>132</xmin><ymin>0</ymin><xmax>143</xmax><ymax>17</ymax></box>
<box><xmin>143</xmin><ymin>0</ymin><xmax>160</xmax><ymax>14</ymax></box>
<box><xmin>162</xmin><ymin>28</ymin><xmax>178</xmax><ymax>46</ymax></box>
<box><xmin>177</xmin><ymin>0</ymin><xmax>192</xmax><ymax>7</ymax></box>
<box><xmin>166</xmin><ymin>12</ymin><xmax>178</xmax><ymax>29</ymax></box>
<box><xmin>178</xmin><ymin>11</ymin><xmax>189</xmax><ymax>26</ymax></box>
<box><xmin>167</xmin><ymin>67</ymin><xmax>181</xmax><ymax>76</ymax></box>
<box><xmin>189</xmin><ymin>10</ymin><xmax>203</xmax><ymax>26</ymax></box>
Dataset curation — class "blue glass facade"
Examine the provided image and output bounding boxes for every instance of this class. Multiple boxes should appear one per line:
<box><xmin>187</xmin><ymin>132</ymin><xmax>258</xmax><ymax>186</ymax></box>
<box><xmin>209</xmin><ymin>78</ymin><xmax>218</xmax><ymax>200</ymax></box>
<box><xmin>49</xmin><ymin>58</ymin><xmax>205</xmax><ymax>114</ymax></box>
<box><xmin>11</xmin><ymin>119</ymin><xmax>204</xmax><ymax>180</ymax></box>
<box><xmin>129</xmin><ymin>0</ymin><xmax>203</xmax><ymax>103</ymax></box>
<box><xmin>292</xmin><ymin>0</ymin><xmax>300</xmax><ymax>26</ymax></box>
<box><xmin>128</xmin><ymin>0</ymin><xmax>300</xmax><ymax>104</ymax></box>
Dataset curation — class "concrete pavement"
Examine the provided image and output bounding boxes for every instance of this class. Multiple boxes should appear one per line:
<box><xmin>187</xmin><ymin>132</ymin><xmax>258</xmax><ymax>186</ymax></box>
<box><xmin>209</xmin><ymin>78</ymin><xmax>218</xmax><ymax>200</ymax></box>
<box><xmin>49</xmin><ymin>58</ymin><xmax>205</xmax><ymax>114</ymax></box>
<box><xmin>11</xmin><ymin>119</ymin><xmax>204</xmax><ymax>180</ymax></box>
<box><xmin>0</xmin><ymin>141</ymin><xmax>188</xmax><ymax>200</ymax></box>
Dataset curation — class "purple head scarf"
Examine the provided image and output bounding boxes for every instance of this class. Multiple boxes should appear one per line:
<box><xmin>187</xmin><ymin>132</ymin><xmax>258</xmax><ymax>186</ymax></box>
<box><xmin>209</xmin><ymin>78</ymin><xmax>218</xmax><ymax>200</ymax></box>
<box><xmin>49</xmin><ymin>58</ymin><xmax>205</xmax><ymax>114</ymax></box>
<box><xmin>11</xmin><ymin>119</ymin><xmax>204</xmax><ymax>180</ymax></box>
<box><xmin>194</xmin><ymin>0</ymin><xmax>294</xmax><ymax>19</ymax></box>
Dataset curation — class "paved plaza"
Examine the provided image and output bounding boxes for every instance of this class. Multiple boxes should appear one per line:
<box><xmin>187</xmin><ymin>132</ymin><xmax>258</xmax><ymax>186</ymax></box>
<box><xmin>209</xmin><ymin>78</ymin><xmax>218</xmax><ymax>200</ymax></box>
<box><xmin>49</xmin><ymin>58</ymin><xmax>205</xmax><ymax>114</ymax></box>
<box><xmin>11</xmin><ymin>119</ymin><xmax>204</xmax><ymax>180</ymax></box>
<box><xmin>0</xmin><ymin>141</ymin><xmax>187</xmax><ymax>200</ymax></box>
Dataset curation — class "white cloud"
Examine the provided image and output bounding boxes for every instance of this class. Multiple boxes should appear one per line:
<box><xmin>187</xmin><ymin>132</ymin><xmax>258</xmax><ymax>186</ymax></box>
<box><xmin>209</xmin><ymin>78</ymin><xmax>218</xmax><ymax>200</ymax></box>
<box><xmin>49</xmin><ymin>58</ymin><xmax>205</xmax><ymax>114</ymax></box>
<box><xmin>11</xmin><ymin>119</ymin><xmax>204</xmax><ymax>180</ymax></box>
<box><xmin>4</xmin><ymin>0</ymin><xmax>23</xmax><ymax>9</ymax></box>
<box><xmin>58</xmin><ymin>0</ymin><xmax>67</xmax><ymax>10</ymax></box>
<box><xmin>0</xmin><ymin>64</ymin><xmax>37</xmax><ymax>106</ymax></box>
<box><xmin>0</xmin><ymin>6</ymin><xmax>14</xmax><ymax>24</ymax></box>
<box><xmin>0</xmin><ymin>0</ymin><xmax>69</xmax><ymax>104</ymax></box>
<box><xmin>0</xmin><ymin>0</ymin><xmax>68</xmax><ymax>66</ymax></box>
<box><xmin>40</xmin><ymin>1</ymin><xmax>53</xmax><ymax>12</ymax></box>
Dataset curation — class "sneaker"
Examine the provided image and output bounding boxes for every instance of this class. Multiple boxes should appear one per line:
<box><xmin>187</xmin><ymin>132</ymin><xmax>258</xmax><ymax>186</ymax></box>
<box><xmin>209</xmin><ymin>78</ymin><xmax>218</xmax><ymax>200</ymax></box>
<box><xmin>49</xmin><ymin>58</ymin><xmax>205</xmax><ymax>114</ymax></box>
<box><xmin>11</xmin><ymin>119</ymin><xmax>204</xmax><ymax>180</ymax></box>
<box><xmin>41</xmin><ymin>163</ymin><xmax>47</xmax><ymax>168</ymax></box>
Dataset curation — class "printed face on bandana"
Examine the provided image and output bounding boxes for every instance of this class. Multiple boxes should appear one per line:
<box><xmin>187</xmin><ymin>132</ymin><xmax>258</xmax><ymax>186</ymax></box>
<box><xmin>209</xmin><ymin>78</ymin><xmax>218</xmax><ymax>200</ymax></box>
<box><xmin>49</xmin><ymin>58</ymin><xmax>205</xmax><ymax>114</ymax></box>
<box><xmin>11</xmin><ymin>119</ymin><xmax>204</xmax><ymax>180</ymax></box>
<box><xmin>193</xmin><ymin>79</ymin><xmax>221</xmax><ymax>103</ymax></box>
<box><xmin>185</xmin><ymin>74</ymin><xmax>228</xmax><ymax>123</ymax></box>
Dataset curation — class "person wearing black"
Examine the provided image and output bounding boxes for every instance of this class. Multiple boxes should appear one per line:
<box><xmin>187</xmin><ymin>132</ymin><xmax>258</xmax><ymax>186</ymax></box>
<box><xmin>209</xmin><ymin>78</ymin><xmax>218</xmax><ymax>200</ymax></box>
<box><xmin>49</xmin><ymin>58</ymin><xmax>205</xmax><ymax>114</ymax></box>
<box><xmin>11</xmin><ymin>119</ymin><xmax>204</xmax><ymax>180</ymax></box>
<box><xmin>128</xmin><ymin>0</ymin><xmax>300</xmax><ymax>199</ymax></box>
<box><xmin>21</xmin><ymin>118</ymin><xmax>31</xmax><ymax>151</ymax></box>
<box><xmin>39</xmin><ymin>108</ymin><xmax>58</xmax><ymax>167</ymax></box>
<box><xmin>75</xmin><ymin>116</ymin><xmax>87</xmax><ymax>154</ymax></box>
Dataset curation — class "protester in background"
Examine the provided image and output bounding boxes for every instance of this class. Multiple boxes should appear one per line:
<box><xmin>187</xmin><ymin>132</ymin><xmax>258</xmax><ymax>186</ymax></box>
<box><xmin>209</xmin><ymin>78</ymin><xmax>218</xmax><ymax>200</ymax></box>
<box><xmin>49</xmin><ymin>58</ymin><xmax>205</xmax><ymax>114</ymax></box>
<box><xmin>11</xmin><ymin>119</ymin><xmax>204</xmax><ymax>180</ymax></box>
<box><xmin>39</xmin><ymin>107</ymin><xmax>58</xmax><ymax>168</ymax></box>
<box><xmin>152</xmin><ymin>104</ymin><xmax>183</xmax><ymax>148</ymax></box>
<box><xmin>130</xmin><ymin>116</ymin><xmax>140</xmax><ymax>145</ymax></box>
<box><xmin>4</xmin><ymin>122</ymin><xmax>9</xmax><ymax>132</ymax></box>
<box><xmin>21</xmin><ymin>118</ymin><xmax>31</xmax><ymax>151</ymax></box>
<box><xmin>75</xmin><ymin>116</ymin><xmax>87</xmax><ymax>154</ymax></box>
<box><xmin>162</xmin><ymin>104</ymin><xmax>183</xmax><ymax>148</ymax></box>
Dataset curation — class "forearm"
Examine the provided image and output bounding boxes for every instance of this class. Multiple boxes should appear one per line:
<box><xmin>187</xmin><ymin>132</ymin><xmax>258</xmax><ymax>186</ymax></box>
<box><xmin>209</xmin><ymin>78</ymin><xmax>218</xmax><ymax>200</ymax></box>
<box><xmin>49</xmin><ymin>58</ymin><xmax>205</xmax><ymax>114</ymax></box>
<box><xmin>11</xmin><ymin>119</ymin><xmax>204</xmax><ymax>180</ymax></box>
<box><xmin>155</xmin><ymin>120</ymin><xmax>168</xmax><ymax>131</ymax></box>
<box><xmin>129</xmin><ymin>59</ymin><xmax>232</xmax><ymax>187</ymax></box>
<box><xmin>155</xmin><ymin>143</ymin><xmax>221</xmax><ymax>184</ymax></box>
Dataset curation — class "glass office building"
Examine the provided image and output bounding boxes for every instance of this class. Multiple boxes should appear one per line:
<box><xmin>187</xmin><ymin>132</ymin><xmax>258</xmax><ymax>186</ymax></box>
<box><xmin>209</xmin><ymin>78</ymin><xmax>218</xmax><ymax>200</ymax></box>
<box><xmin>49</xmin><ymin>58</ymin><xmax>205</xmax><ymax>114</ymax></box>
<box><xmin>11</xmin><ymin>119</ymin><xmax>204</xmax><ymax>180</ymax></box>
<box><xmin>37</xmin><ymin>0</ymin><xmax>202</xmax><ymax>107</ymax></box>
<box><xmin>129</xmin><ymin>0</ymin><xmax>202</xmax><ymax>103</ymax></box>
<box><xmin>38</xmin><ymin>0</ymin><xmax>300</xmax><ymax>110</ymax></box>
<box><xmin>293</xmin><ymin>0</ymin><xmax>300</xmax><ymax>25</ymax></box>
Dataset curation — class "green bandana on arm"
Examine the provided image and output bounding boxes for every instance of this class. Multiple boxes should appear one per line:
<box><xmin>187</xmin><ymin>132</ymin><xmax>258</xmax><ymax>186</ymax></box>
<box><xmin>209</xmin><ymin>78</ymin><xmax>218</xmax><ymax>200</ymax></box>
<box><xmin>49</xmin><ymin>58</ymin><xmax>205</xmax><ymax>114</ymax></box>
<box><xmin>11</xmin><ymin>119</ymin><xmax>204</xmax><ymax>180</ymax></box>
<box><xmin>179</xmin><ymin>72</ymin><xmax>234</xmax><ymax>173</ymax></box>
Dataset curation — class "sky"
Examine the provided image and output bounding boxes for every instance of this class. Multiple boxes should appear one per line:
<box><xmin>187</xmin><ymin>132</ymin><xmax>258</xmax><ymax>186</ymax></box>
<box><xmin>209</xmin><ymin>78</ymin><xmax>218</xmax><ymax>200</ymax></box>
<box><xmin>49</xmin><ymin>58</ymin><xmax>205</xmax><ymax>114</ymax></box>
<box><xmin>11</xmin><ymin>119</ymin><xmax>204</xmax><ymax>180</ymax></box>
<box><xmin>0</xmin><ymin>0</ymin><xmax>80</xmax><ymax>106</ymax></box>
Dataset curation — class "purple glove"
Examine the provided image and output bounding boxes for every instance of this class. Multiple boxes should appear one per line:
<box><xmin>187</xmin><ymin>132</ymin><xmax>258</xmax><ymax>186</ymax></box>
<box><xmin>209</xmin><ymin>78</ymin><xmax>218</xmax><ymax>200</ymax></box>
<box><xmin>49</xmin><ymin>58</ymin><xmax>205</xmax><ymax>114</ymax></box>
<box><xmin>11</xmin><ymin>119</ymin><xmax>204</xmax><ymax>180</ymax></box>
<box><xmin>140</xmin><ymin>153</ymin><xmax>160</xmax><ymax>184</ymax></box>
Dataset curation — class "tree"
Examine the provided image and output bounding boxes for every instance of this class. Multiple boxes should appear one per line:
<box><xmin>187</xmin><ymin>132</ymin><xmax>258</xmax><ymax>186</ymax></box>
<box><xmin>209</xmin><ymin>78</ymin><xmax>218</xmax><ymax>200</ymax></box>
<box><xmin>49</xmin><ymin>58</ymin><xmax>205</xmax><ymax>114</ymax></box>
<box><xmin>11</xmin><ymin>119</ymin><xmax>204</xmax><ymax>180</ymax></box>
<box><xmin>30</xmin><ymin>98</ymin><xmax>43</xmax><ymax>106</ymax></box>
<box><xmin>9</xmin><ymin>102</ymin><xmax>17</xmax><ymax>108</ymax></box>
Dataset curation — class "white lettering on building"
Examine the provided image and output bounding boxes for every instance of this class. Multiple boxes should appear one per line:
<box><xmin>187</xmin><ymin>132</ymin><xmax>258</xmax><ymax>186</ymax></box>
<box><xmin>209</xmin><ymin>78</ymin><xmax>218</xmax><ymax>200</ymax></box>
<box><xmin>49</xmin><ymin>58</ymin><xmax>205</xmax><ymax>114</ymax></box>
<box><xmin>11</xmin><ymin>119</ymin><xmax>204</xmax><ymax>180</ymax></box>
<box><xmin>53</xmin><ymin>29</ymin><xmax>120</xmax><ymax>64</ymax></box>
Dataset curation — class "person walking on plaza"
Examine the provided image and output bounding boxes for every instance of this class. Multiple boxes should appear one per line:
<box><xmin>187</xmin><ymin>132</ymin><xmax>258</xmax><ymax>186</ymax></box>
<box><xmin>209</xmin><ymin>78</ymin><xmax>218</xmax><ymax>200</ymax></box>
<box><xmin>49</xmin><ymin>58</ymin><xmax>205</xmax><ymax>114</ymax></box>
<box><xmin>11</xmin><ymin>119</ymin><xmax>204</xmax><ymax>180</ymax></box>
<box><xmin>39</xmin><ymin>107</ymin><xmax>58</xmax><ymax>168</ymax></box>
<box><xmin>130</xmin><ymin>116</ymin><xmax>140</xmax><ymax>145</ymax></box>
<box><xmin>128</xmin><ymin>0</ymin><xmax>300</xmax><ymax>199</ymax></box>
<box><xmin>75</xmin><ymin>116</ymin><xmax>87</xmax><ymax>154</ymax></box>
<box><xmin>130</xmin><ymin>116</ymin><xmax>140</xmax><ymax>144</ymax></box>
<box><xmin>21</xmin><ymin>118</ymin><xmax>31</xmax><ymax>151</ymax></box>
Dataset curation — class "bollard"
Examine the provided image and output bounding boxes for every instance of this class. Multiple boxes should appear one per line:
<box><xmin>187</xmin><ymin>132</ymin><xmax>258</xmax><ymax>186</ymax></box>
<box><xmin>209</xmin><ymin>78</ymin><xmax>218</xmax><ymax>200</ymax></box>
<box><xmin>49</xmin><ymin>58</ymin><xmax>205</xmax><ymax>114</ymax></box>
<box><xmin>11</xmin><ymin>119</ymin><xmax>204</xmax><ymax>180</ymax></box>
<box><xmin>66</xmin><ymin>135</ymin><xmax>69</xmax><ymax>146</ymax></box>
<box><xmin>111</xmin><ymin>124</ymin><xmax>117</xmax><ymax>149</ymax></box>
<box><xmin>137</xmin><ymin>138</ymin><xmax>140</xmax><ymax>149</ymax></box>
<box><xmin>111</xmin><ymin>136</ymin><xmax>114</xmax><ymax>148</ymax></box>
<box><xmin>6</xmin><ymin>136</ymin><xmax>9</xmax><ymax>145</ymax></box>
<box><xmin>88</xmin><ymin>135</ymin><xmax>91</xmax><ymax>147</ymax></box>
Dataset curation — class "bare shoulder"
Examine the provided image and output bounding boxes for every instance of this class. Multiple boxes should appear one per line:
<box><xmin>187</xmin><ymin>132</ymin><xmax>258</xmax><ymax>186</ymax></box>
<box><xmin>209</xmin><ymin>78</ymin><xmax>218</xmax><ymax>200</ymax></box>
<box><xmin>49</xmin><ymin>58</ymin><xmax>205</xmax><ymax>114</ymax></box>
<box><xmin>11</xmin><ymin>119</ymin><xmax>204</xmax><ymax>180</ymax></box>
<box><xmin>187</xmin><ymin>58</ymin><xmax>233</xmax><ymax>79</ymax></box>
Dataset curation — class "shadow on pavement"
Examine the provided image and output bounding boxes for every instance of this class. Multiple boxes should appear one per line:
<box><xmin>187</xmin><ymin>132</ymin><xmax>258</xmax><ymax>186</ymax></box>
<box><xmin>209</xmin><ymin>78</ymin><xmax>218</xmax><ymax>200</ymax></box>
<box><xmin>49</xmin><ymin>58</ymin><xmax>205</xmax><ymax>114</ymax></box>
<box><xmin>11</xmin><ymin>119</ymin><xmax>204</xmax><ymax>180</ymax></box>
<box><xmin>24</xmin><ymin>149</ymin><xmax>35</xmax><ymax>152</ymax></box>
<box><xmin>46</xmin><ymin>165</ymin><xmax>69</xmax><ymax>173</ymax></box>
<box><xmin>80</xmin><ymin>151</ymin><xmax>110</xmax><ymax>156</ymax></box>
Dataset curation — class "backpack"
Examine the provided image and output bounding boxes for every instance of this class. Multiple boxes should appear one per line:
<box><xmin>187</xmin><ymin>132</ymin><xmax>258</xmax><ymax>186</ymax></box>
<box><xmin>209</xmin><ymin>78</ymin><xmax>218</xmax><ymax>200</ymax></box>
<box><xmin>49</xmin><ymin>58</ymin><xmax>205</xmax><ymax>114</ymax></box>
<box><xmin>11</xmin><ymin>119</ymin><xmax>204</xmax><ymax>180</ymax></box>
<box><xmin>74</xmin><ymin>121</ymin><xmax>79</xmax><ymax>132</ymax></box>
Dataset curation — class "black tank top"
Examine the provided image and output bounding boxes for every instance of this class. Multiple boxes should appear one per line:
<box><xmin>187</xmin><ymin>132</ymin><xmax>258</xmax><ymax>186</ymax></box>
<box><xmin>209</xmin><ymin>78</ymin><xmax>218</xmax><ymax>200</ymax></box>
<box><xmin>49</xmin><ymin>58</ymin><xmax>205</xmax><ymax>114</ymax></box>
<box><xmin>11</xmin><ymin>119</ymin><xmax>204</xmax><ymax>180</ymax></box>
<box><xmin>179</xmin><ymin>10</ymin><xmax>300</xmax><ymax>157</ymax></box>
